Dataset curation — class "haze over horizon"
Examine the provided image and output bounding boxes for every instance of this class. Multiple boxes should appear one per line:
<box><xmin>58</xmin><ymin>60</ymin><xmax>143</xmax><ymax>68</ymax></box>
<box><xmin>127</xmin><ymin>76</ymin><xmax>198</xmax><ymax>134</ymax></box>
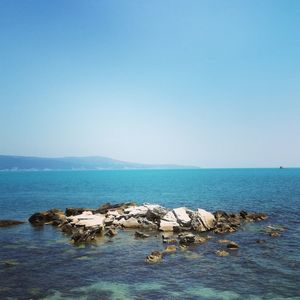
<box><xmin>1</xmin><ymin>1</ymin><xmax>299</xmax><ymax>168</ymax></box>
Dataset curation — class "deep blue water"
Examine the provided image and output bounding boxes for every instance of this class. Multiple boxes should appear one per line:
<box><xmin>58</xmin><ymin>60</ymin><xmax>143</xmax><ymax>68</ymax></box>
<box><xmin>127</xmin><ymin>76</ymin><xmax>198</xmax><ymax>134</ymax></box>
<box><xmin>0</xmin><ymin>169</ymin><xmax>299</xmax><ymax>299</ymax></box>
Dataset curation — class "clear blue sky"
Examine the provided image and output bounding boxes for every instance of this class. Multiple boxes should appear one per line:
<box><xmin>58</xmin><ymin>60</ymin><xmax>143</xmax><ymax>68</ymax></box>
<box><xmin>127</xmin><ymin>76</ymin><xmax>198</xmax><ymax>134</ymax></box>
<box><xmin>0</xmin><ymin>0</ymin><xmax>299</xmax><ymax>167</ymax></box>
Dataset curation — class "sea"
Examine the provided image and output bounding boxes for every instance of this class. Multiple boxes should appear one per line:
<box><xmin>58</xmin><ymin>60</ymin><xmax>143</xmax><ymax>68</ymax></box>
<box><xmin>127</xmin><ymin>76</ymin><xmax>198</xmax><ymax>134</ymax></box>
<box><xmin>0</xmin><ymin>169</ymin><xmax>299</xmax><ymax>300</ymax></box>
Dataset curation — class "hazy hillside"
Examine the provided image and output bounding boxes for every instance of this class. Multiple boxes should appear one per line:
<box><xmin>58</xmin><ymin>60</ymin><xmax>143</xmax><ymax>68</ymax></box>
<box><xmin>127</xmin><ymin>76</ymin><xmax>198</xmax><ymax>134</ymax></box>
<box><xmin>0</xmin><ymin>155</ymin><xmax>198</xmax><ymax>170</ymax></box>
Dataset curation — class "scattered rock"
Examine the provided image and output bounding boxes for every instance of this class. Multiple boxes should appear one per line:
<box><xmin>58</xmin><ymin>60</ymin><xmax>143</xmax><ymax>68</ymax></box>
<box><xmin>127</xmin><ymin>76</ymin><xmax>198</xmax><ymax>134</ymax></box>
<box><xmin>215</xmin><ymin>250</ymin><xmax>229</xmax><ymax>257</ymax></box>
<box><xmin>2</xmin><ymin>259</ymin><xmax>20</xmax><ymax>267</ymax></box>
<box><xmin>217</xmin><ymin>239</ymin><xmax>231</xmax><ymax>244</ymax></box>
<box><xmin>162</xmin><ymin>234</ymin><xmax>177</xmax><ymax>244</ymax></box>
<box><xmin>71</xmin><ymin>227</ymin><xmax>101</xmax><ymax>244</ymax></box>
<box><xmin>184</xmin><ymin>251</ymin><xmax>202</xmax><ymax>260</ymax></box>
<box><xmin>194</xmin><ymin>236</ymin><xmax>207</xmax><ymax>244</ymax></box>
<box><xmin>164</xmin><ymin>245</ymin><xmax>177</xmax><ymax>253</ymax></box>
<box><xmin>179</xmin><ymin>244</ymin><xmax>188</xmax><ymax>251</ymax></box>
<box><xmin>269</xmin><ymin>231</ymin><xmax>281</xmax><ymax>237</ymax></box>
<box><xmin>105</xmin><ymin>228</ymin><xmax>117</xmax><ymax>237</ymax></box>
<box><xmin>227</xmin><ymin>241</ymin><xmax>239</xmax><ymax>250</ymax></box>
<box><xmin>145</xmin><ymin>251</ymin><xmax>162</xmax><ymax>263</ymax></box>
<box><xmin>256</xmin><ymin>239</ymin><xmax>266</xmax><ymax>244</ymax></box>
<box><xmin>135</xmin><ymin>231</ymin><xmax>150</xmax><ymax>238</ymax></box>
<box><xmin>178</xmin><ymin>233</ymin><xmax>195</xmax><ymax>245</ymax></box>
<box><xmin>59</xmin><ymin>222</ymin><xmax>75</xmax><ymax>235</ymax></box>
<box><xmin>0</xmin><ymin>220</ymin><xmax>25</xmax><ymax>227</ymax></box>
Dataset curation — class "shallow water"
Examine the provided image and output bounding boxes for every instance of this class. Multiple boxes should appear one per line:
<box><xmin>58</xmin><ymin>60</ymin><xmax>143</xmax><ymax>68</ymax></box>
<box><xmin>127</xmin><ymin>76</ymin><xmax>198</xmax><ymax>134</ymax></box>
<box><xmin>0</xmin><ymin>169</ymin><xmax>299</xmax><ymax>299</ymax></box>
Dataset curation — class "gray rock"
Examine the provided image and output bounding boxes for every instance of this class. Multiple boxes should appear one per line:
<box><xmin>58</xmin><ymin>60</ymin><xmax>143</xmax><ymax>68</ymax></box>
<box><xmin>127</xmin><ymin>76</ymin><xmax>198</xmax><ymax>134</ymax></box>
<box><xmin>135</xmin><ymin>231</ymin><xmax>150</xmax><ymax>238</ymax></box>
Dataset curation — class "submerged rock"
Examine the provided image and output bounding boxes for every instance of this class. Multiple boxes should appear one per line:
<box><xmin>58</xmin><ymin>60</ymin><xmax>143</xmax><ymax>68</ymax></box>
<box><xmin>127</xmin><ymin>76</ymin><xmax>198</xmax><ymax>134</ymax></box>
<box><xmin>134</xmin><ymin>231</ymin><xmax>150</xmax><ymax>238</ymax></box>
<box><xmin>217</xmin><ymin>239</ymin><xmax>231</xmax><ymax>244</ymax></box>
<box><xmin>71</xmin><ymin>227</ymin><xmax>102</xmax><ymax>244</ymax></box>
<box><xmin>105</xmin><ymin>228</ymin><xmax>117</xmax><ymax>237</ymax></box>
<box><xmin>215</xmin><ymin>250</ymin><xmax>229</xmax><ymax>257</ymax></box>
<box><xmin>194</xmin><ymin>236</ymin><xmax>207</xmax><ymax>244</ymax></box>
<box><xmin>162</xmin><ymin>234</ymin><xmax>177</xmax><ymax>244</ymax></box>
<box><xmin>263</xmin><ymin>224</ymin><xmax>285</xmax><ymax>237</ymax></box>
<box><xmin>0</xmin><ymin>220</ymin><xmax>25</xmax><ymax>227</ymax></box>
<box><xmin>145</xmin><ymin>251</ymin><xmax>162</xmax><ymax>263</ymax></box>
<box><xmin>164</xmin><ymin>245</ymin><xmax>177</xmax><ymax>253</ymax></box>
<box><xmin>178</xmin><ymin>233</ymin><xmax>195</xmax><ymax>245</ymax></box>
<box><xmin>227</xmin><ymin>241</ymin><xmax>239</xmax><ymax>250</ymax></box>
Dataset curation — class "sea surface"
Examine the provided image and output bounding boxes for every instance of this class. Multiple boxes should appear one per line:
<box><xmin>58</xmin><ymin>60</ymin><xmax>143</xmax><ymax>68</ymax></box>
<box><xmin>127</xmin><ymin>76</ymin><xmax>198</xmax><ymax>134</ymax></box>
<box><xmin>0</xmin><ymin>169</ymin><xmax>299</xmax><ymax>300</ymax></box>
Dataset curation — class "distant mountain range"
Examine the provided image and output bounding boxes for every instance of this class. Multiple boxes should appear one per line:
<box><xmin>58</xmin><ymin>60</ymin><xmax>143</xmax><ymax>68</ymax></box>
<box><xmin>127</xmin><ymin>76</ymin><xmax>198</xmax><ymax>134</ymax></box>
<box><xmin>0</xmin><ymin>155</ymin><xmax>198</xmax><ymax>171</ymax></box>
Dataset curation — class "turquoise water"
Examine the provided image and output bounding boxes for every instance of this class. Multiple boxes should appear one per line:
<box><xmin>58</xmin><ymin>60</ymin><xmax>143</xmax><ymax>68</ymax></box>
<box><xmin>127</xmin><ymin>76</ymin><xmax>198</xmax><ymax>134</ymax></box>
<box><xmin>0</xmin><ymin>169</ymin><xmax>299</xmax><ymax>299</ymax></box>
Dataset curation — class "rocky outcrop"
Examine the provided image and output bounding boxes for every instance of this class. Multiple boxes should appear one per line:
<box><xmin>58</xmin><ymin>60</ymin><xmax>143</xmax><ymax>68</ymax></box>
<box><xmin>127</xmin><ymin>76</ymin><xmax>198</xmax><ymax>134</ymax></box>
<box><xmin>0</xmin><ymin>220</ymin><xmax>26</xmax><ymax>227</ymax></box>
<box><xmin>28</xmin><ymin>203</ymin><xmax>268</xmax><ymax>247</ymax></box>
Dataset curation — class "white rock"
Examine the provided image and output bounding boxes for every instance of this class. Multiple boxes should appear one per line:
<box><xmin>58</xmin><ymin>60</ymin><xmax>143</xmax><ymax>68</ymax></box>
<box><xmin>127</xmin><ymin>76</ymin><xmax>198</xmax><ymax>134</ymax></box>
<box><xmin>124</xmin><ymin>205</ymin><xmax>148</xmax><ymax>217</ymax></box>
<box><xmin>106</xmin><ymin>210</ymin><xmax>120</xmax><ymax>217</ymax></box>
<box><xmin>67</xmin><ymin>211</ymin><xmax>105</xmax><ymax>228</ymax></box>
<box><xmin>162</xmin><ymin>211</ymin><xmax>177</xmax><ymax>222</ymax></box>
<box><xmin>173</xmin><ymin>207</ymin><xmax>191</xmax><ymax>226</ymax></box>
<box><xmin>191</xmin><ymin>209</ymin><xmax>215</xmax><ymax>232</ymax></box>
<box><xmin>159</xmin><ymin>220</ymin><xmax>179</xmax><ymax>232</ymax></box>
<box><xmin>119</xmin><ymin>217</ymin><xmax>140</xmax><ymax>228</ymax></box>
<box><xmin>196</xmin><ymin>209</ymin><xmax>215</xmax><ymax>229</ymax></box>
<box><xmin>144</xmin><ymin>204</ymin><xmax>161</xmax><ymax>210</ymax></box>
<box><xmin>104</xmin><ymin>215</ymin><xmax>115</xmax><ymax>225</ymax></box>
